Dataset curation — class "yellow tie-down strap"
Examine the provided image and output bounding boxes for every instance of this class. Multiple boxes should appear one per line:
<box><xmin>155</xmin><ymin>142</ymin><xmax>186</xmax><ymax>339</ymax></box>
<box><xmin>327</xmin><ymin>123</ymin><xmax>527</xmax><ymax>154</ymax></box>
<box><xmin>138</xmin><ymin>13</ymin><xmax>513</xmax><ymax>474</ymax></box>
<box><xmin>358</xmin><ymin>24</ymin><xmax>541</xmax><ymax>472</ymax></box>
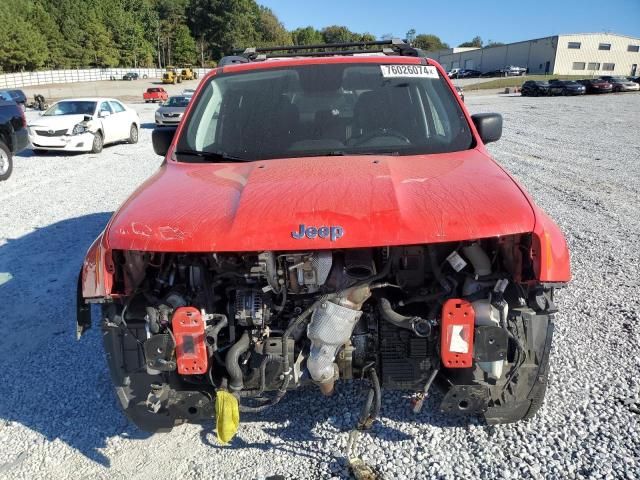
<box><xmin>215</xmin><ymin>390</ymin><xmax>240</xmax><ymax>444</ymax></box>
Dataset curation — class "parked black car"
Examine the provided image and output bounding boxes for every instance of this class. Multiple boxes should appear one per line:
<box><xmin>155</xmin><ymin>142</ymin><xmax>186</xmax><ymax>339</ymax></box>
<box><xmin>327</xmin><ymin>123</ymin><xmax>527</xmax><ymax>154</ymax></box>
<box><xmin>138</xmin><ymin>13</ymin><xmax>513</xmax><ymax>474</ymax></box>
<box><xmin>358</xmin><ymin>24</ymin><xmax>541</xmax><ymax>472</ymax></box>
<box><xmin>123</xmin><ymin>72</ymin><xmax>139</xmax><ymax>81</ymax></box>
<box><xmin>0</xmin><ymin>89</ymin><xmax>27</xmax><ymax>109</ymax></box>
<box><xmin>0</xmin><ymin>99</ymin><xmax>29</xmax><ymax>181</ymax></box>
<box><xmin>548</xmin><ymin>80</ymin><xmax>586</xmax><ymax>96</ymax></box>
<box><xmin>521</xmin><ymin>80</ymin><xmax>551</xmax><ymax>96</ymax></box>
<box><xmin>576</xmin><ymin>79</ymin><xmax>613</xmax><ymax>94</ymax></box>
<box><xmin>458</xmin><ymin>69</ymin><xmax>482</xmax><ymax>78</ymax></box>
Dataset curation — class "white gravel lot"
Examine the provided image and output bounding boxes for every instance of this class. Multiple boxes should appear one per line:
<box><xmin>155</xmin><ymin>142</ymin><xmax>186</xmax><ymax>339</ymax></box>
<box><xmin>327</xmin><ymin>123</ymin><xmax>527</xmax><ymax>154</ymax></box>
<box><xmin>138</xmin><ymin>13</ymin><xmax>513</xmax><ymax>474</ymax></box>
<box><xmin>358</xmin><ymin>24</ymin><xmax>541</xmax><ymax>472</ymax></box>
<box><xmin>0</xmin><ymin>93</ymin><xmax>639</xmax><ymax>480</ymax></box>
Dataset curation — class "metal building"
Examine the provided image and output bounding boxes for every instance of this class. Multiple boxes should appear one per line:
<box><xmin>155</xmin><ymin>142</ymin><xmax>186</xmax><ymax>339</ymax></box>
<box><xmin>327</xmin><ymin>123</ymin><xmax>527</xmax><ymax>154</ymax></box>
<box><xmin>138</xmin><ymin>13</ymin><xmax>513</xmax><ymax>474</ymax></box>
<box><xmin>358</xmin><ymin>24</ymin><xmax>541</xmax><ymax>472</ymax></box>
<box><xmin>426</xmin><ymin>33</ymin><xmax>640</xmax><ymax>77</ymax></box>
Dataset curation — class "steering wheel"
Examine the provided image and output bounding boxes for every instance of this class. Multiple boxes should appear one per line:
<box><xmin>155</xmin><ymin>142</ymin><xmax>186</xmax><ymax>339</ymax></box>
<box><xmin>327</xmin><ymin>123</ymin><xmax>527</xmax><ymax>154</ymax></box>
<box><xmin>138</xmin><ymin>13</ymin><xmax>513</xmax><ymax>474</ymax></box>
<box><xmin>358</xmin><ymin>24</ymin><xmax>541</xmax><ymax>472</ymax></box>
<box><xmin>352</xmin><ymin>128</ymin><xmax>411</xmax><ymax>146</ymax></box>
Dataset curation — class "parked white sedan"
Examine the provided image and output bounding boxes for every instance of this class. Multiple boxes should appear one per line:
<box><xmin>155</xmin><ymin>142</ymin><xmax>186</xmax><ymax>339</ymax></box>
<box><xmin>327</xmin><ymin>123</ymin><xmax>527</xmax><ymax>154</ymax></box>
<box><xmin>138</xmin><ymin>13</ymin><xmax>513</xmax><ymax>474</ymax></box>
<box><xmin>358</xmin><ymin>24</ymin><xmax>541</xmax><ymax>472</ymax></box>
<box><xmin>28</xmin><ymin>98</ymin><xmax>139</xmax><ymax>153</ymax></box>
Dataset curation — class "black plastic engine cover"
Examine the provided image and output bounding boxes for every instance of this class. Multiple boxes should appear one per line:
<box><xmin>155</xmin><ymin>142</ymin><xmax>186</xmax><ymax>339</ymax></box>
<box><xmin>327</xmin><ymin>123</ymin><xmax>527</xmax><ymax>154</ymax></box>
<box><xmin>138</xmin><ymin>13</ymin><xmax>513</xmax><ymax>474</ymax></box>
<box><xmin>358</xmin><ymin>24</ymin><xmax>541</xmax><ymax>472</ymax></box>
<box><xmin>378</xmin><ymin>320</ymin><xmax>436</xmax><ymax>390</ymax></box>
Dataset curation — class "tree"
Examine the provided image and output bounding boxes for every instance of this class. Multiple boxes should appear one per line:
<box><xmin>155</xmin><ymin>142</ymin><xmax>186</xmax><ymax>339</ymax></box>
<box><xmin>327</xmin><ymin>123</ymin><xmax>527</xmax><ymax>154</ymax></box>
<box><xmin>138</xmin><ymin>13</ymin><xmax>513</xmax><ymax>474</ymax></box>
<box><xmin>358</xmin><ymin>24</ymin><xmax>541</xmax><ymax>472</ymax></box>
<box><xmin>321</xmin><ymin>26</ymin><xmax>358</xmax><ymax>44</ymax></box>
<box><xmin>256</xmin><ymin>6</ymin><xmax>291</xmax><ymax>46</ymax></box>
<box><xmin>0</xmin><ymin>17</ymin><xmax>49</xmax><ymax>71</ymax></box>
<box><xmin>458</xmin><ymin>36</ymin><xmax>483</xmax><ymax>48</ymax></box>
<box><xmin>413</xmin><ymin>34</ymin><xmax>449</xmax><ymax>51</ymax></box>
<box><xmin>485</xmin><ymin>40</ymin><xmax>505</xmax><ymax>47</ymax></box>
<box><xmin>172</xmin><ymin>24</ymin><xmax>197</xmax><ymax>64</ymax></box>
<box><xmin>291</xmin><ymin>26</ymin><xmax>322</xmax><ymax>45</ymax></box>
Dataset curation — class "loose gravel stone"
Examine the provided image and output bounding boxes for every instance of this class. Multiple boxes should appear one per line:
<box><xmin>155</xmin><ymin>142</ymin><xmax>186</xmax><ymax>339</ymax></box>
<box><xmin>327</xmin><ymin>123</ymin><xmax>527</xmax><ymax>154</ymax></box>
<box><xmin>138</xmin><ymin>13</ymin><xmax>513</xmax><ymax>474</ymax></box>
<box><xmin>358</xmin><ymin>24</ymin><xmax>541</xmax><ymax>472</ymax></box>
<box><xmin>0</xmin><ymin>94</ymin><xmax>639</xmax><ymax>479</ymax></box>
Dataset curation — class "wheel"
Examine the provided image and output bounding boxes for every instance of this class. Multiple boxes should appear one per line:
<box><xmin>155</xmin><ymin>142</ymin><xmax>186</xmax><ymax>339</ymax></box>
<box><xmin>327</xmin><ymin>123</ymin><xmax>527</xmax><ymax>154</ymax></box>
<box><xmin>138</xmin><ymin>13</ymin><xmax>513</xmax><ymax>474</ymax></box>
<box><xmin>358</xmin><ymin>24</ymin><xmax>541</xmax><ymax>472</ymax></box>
<box><xmin>194</xmin><ymin>73</ymin><xmax>198</xmax><ymax>79</ymax></box>
<box><xmin>145</xmin><ymin>100</ymin><xmax>149</xmax><ymax>103</ymax></box>
<box><xmin>562</xmin><ymin>88</ymin><xmax>568</xmax><ymax>96</ymax></box>
<box><xmin>91</xmin><ymin>131</ymin><xmax>104</xmax><ymax>154</ymax></box>
<box><xmin>0</xmin><ymin>140</ymin><xmax>13</xmax><ymax>181</ymax></box>
<box><xmin>128</xmin><ymin>124</ymin><xmax>139</xmax><ymax>144</ymax></box>
<box><xmin>483</xmin><ymin>308</ymin><xmax>554</xmax><ymax>424</ymax></box>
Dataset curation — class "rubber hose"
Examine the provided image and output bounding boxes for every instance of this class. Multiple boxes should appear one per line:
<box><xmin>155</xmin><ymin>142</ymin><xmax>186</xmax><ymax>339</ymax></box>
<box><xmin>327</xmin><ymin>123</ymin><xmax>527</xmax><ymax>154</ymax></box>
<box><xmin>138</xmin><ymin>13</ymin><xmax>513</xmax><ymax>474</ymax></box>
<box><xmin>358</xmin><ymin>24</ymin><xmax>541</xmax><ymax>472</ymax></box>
<box><xmin>357</xmin><ymin>368</ymin><xmax>381</xmax><ymax>430</ymax></box>
<box><xmin>226</xmin><ymin>332</ymin><xmax>250</xmax><ymax>391</ymax></box>
<box><xmin>207</xmin><ymin>314</ymin><xmax>228</xmax><ymax>353</ymax></box>
<box><xmin>428</xmin><ymin>245</ymin><xmax>451</xmax><ymax>292</ymax></box>
<box><xmin>379</xmin><ymin>298</ymin><xmax>430</xmax><ymax>337</ymax></box>
<box><xmin>462</xmin><ymin>243</ymin><xmax>492</xmax><ymax>276</ymax></box>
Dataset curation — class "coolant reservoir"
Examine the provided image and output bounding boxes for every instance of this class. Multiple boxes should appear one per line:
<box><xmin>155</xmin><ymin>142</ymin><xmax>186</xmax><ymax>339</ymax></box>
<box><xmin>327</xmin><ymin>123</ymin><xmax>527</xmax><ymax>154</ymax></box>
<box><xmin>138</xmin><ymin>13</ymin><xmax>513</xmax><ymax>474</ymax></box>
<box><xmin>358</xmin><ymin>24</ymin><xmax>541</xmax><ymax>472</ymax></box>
<box><xmin>472</xmin><ymin>299</ymin><xmax>505</xmax><ymax>378</ymax></box>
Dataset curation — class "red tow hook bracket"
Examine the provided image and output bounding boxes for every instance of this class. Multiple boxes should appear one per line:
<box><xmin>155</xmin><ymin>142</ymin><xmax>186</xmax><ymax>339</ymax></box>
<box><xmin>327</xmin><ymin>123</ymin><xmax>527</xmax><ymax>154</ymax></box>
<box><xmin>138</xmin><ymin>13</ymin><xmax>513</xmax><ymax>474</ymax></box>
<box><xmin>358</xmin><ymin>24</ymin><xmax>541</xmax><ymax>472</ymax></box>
<box><xmin>440</xmin><ymin>299</ymin><xmax>475</xmax><ymax>368</ymax></box>
<box><xmin>172</xmin><ymin>307</ymin><xmax>208</xmax><ymax>375</ymax></box>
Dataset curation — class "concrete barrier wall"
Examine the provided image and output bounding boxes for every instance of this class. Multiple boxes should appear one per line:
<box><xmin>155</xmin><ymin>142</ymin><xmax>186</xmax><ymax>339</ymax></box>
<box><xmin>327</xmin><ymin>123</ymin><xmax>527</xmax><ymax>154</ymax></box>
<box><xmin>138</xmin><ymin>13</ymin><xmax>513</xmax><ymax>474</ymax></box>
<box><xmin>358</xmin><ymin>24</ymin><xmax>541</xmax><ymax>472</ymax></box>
<box><xmin>0</xmin><ymin>68</ymin><xmax>212</xmax><ymax>89</ymax></box>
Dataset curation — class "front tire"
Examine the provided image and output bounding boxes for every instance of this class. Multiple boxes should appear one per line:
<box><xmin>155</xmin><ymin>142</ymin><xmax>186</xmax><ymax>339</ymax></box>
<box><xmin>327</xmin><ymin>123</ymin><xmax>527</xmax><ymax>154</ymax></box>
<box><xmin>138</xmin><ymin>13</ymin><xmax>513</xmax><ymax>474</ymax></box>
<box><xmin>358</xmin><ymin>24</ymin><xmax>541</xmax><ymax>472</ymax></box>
<box><xmin>0</xmin><ymin>140</ymin><xmax>13</xmax><ymax>181</ymax></box>
<box><xmin>91</xmin><ymin>131</ymin><xmax>104</xmax><ymax>154</ymax></box>
<box><xmin>128</xmin><ymin>124</ymin><xmax>139</xmax><ymax>144</ymax></box>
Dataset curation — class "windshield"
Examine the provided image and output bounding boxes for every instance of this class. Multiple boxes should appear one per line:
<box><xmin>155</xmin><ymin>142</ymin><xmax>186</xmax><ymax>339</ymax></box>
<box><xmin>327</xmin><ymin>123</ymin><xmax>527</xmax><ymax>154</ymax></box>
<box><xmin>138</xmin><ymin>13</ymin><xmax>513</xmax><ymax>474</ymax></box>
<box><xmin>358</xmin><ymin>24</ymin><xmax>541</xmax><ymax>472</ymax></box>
<box><xmin>44</xmin><ymin>101</ymin><xmax>96</xmax><ymax>116</ymax></box>
<box><xmin>165</xmin><ymin>96</ymin><xmax>190</xmax><ymax>107</ymax></box>
<box><xmin>176</xmin><ymin>63</ymin><xmax>473</xmax><ymax>162</ymax></box>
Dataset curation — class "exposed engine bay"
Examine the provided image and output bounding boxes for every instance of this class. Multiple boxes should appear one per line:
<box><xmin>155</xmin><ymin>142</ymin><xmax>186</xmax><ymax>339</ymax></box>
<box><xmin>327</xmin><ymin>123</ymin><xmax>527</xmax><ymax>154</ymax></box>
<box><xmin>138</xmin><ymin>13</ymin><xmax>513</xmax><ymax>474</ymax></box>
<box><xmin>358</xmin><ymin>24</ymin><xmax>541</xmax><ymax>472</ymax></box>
<box><xmin>95</xmin><ymin>236</ymin><xmax>557</xmax><ymax>435</ymax></box>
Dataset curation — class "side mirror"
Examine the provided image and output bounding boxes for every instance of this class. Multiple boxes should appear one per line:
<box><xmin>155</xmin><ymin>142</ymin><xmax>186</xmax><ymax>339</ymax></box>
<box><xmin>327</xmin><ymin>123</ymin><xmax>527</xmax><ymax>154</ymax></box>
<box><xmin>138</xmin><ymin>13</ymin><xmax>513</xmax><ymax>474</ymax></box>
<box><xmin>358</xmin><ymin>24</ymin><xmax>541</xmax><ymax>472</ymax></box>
<box><xmin>99</xmin><ymin>110</ymin><xmax>110</xmax><ymax>118</ymax></box>
<box><xmin>152</xmin><ymin>127</ymin><xmax>177</xmax><ymax>156</ymax></box>
<box><xmin>83</xmin><ymin>115</ymin><xmax>92</xmax><ymax>122</ymax></box>
<box><xmin>471</xmin><ymin>113</ymin><xmax>502</xmax><ymax>144</ymax></box>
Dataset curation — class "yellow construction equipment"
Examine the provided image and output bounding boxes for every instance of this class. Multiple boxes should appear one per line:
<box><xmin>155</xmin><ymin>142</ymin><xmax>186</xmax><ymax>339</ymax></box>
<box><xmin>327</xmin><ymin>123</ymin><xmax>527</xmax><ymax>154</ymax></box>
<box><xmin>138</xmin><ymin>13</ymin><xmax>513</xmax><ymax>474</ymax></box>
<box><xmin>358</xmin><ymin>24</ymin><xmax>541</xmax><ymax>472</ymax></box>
<box><xmin>162</xmin><ymin>66</ymin><xmax>182</xmax><ymax>84</ymax></box>
<box><xmin>180</xmin><ymin>64</ymin><xmax>198</xmax><ymax>81</ymax></box>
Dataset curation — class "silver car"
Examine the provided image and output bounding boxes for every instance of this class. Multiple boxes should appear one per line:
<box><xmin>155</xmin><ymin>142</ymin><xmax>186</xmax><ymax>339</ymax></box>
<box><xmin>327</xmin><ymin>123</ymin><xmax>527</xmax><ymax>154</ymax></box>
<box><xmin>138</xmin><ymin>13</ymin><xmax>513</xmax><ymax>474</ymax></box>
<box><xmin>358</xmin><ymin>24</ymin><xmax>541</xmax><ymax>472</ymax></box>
<box><xmin>155</xmin><ymin>96</ymin><xmax>190</xmax><ymax>126</ymax></box>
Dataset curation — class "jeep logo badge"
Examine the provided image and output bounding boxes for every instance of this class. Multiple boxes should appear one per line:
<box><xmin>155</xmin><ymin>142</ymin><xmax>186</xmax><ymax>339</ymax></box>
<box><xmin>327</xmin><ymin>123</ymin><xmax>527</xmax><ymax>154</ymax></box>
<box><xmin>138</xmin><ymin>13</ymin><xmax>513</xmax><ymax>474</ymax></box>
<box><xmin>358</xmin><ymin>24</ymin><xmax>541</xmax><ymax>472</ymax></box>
<box><xmin>291</xmin><ymin>224</ymin><xmax>343</xmax><ymax>241</ymax></box>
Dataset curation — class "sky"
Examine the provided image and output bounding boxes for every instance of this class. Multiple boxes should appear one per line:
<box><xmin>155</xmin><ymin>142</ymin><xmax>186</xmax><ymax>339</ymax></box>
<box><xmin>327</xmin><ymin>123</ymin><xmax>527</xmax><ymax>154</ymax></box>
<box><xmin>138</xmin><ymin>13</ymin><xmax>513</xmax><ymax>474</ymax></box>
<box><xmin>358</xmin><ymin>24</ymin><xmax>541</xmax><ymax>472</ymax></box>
<box><xmin>259</xmin><ymin>0</ymin><xmax>640</xmax><ymax>47</ymax></box>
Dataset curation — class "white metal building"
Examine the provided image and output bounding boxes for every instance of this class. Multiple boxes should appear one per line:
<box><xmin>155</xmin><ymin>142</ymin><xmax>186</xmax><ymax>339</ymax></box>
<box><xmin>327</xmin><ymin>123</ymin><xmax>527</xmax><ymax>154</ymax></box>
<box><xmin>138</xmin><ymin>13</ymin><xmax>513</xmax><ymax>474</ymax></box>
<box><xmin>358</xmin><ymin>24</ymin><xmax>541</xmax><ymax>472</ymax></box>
<box><xmin>426</xmin><ymin>33</ymin><xmax>640</xmax><ymax>77</ymax></box>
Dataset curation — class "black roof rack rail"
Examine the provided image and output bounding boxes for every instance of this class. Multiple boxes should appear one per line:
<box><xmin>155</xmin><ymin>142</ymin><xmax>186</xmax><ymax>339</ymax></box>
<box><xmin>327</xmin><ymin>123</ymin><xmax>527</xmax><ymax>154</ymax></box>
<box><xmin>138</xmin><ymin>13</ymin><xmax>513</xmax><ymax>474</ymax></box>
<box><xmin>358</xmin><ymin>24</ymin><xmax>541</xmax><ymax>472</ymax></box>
<box><xmin>221</xmin><ymin>38</ymin><xmax>426</xmax><ymax>64</ymax></box>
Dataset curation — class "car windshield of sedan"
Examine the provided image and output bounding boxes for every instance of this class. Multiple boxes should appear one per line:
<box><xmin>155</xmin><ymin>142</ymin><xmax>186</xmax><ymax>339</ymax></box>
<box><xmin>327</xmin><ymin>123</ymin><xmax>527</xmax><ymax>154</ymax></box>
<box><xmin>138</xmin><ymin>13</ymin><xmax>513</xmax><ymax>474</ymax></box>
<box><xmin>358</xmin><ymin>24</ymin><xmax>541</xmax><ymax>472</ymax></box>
<box><xmin>177</xmin><ymin>63</ymin><xmax>473</xmax><ymax>162</ymax></box>
<box><xmin>165</xmin><ymin>96</ymin><xmax>190</xmax><ymax>107</ymax></box>
<box><xmin>43</xmin><ymin>101</ymin><xmax>97</xmax><ymax>116</ymax></box>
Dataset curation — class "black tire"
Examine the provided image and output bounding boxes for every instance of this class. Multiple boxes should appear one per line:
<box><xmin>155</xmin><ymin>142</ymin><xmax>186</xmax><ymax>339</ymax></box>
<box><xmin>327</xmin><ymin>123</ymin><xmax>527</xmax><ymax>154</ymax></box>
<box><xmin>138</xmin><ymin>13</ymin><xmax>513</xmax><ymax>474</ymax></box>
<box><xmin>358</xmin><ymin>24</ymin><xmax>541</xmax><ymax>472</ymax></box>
<box><xmin>128</xmin><ymin>124</ymin><xmax>139</xmax><ymax>144</ymax></box>
<box><xmin>194</xmin><ymin>72</ymin><xmax>198</xmax><ymax>79</ymax></box>
<box><xmin>0</xmin><ymin>140</ymin><xmax>13</xmax><ymax>181</ymax></box>
<box><xmin>91</xmin><ymin>131</ymin><xmax>104</xmax><ymax>154</ymax></box>
<box><xmin>483</xmin><ymin>309</ymin><xmax>554</xmax><ymax>424</ymax></box>
<box><xmin>562</xmin><ymin>88</ymin><xmax>568</xmax><ymax>96</ymax></box>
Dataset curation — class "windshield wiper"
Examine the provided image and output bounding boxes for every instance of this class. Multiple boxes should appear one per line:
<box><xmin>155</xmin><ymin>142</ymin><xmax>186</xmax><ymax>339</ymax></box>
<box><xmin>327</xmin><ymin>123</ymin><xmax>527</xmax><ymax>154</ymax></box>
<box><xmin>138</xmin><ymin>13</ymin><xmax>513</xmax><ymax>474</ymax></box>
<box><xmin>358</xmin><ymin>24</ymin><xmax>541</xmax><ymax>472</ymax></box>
<box><xmin>174</xmin><ymin>149</ymin><xmax>248</xmax><ymax>162</ymax></box>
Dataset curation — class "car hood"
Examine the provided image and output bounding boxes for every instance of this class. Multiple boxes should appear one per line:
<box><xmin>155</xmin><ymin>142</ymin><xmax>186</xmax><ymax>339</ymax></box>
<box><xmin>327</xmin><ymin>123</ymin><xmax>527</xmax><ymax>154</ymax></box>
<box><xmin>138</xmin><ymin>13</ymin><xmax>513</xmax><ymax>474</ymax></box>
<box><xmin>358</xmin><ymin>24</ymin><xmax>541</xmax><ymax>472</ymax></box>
<box><xmin>156</xmin><ymin>106</ymin><xmax>186</xmax><ymax>114</ymax></box>
<box><xmin>29</xmin><ymin>114</ymin><xmax>89</xmax><ymax>129</ymax></box>
<box><xmin>105</xmin><ymin>149</ymin><xmax>536</xmax><ymax>252</ymax></box>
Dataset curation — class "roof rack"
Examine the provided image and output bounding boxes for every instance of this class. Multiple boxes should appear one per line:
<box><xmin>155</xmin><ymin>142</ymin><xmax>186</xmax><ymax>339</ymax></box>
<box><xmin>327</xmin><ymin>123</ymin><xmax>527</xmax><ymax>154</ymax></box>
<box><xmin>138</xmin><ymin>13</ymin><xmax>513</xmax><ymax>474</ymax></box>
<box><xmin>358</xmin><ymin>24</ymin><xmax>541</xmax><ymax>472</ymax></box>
<box><xmin>219</xmin><ymin>39</ymin><xmax>426</xmax><ymax>66</ymax></box>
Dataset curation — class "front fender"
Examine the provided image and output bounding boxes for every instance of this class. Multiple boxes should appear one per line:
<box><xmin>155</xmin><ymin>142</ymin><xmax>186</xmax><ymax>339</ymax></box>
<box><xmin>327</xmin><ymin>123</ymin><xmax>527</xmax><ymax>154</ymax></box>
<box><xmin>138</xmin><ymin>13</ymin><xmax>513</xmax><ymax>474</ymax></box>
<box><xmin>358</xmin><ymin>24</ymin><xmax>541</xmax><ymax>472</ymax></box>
<box><xmin>531</xmin><ymin>208</ymin><xmax>571</xmax><ymax>283</ymax></box>
<box><xmin>81</xmin><ymin>232</ymin><xmax>114</xmax><ymax>299</ymax></box>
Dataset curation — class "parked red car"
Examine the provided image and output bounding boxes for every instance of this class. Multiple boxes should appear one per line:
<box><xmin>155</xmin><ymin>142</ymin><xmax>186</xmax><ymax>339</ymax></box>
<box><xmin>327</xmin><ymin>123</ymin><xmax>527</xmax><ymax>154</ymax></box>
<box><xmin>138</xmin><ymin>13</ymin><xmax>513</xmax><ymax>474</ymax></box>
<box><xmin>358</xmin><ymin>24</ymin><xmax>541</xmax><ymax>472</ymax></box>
<box><xmin>143</xmin><ymin>87</ymin><xmax>168</xmax><ymax>103</ymax></box>
<box><xmin>78</xmin><ymin>41</ymin><xmax>570</xmax><ymax>442</ymax></box>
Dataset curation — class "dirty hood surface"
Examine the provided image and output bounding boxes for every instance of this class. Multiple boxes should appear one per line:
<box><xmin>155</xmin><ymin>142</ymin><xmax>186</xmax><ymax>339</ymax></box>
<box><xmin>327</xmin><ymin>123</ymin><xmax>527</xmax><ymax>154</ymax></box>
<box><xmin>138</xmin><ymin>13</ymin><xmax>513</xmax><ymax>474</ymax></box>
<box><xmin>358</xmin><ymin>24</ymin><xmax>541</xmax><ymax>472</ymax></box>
<box><xmin>105</xmin><ymin>150</ymin><xmax>535</xmax><ymax>252</ymax></box>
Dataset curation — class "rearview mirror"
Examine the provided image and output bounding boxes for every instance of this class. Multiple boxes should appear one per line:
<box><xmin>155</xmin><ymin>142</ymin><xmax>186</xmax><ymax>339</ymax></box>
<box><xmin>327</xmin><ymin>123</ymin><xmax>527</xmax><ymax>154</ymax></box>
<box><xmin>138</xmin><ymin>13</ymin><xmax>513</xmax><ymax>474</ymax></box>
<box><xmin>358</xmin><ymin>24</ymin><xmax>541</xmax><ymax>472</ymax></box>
<box><xmin>471</xmin><ymin>113</ymin><xmax>502</xmax><ymax>144</ymax></box>
<box><xmin>152</xmin><ymin>127</ymin><xmax>177</xmax><ymax>156</ymax></box>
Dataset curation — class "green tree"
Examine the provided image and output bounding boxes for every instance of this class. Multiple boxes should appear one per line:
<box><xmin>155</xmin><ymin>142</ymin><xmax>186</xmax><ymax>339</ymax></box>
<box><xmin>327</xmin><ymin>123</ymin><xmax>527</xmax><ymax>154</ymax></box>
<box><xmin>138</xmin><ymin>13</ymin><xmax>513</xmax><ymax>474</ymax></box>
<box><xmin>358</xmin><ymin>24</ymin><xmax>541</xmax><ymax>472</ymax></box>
<box><xmin>413</xmin><ymin>34</ymin><xmax>449</xmax><ymax>51</ymax></box>
<box><xmin>321</xmin><ymin>25</ymin><xmax>358</xmax><ymax>44</ymax></box>
<box><xmin>0</xmin><ymin>3</ymin><xmax>49</xmax><ymax>71</ymax></box>
<box><xmin>458</xmin><ymin>36</ymin><xmax>483</xmax><ymax>48</ymax></box>
<box><xmin>291</xmin><ymin>26</ymin><xmax>322</xmax><ymax>45</ymax></box>
<box><xmin>256</xmin><ymin>6</ymin><xmax>291</xmax><ymax>46</ymax></box>
<box><xmin>172</xmin><ymin>24</ymin><xmax>197</xmax><ymax>64</ymax></box>
<box><xmin>31</xmin><ymin>2</ymin><xmax>66</xmax><ymax>68</ymax></box>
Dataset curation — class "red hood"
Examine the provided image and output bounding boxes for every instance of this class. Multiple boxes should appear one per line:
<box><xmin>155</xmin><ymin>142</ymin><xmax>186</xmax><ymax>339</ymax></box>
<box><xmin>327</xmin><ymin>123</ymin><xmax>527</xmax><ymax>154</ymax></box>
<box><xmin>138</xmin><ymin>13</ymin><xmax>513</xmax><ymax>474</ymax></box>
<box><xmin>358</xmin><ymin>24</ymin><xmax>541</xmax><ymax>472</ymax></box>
<box><xmin>105</xmin><ymin>149</ymin><xmax>535</xmax><ymax>252</ymax></box>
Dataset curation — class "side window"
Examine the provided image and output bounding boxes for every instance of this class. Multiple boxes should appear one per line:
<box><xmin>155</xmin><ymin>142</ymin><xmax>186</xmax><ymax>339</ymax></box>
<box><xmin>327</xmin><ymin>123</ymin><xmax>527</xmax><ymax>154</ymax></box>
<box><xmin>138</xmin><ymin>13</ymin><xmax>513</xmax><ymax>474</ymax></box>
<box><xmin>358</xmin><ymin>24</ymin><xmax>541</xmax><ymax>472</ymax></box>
<box><xmin>110</xmin><ymin>101</ymin><xmax>126</xmax><ymax>113</ymax></box>
<box><xmin>100</xmin><ymin>102</ymin><xmax>113</xmax><ymax>114</ymax></box>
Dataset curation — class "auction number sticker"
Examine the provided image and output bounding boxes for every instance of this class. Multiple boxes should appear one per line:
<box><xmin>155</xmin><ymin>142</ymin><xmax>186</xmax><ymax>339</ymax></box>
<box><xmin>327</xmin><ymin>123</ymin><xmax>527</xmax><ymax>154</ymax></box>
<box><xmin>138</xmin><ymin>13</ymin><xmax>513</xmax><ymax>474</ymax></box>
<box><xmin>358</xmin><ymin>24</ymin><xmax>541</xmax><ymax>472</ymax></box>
<box><xmin>380</xmin><ymin>65</ymin><xmax>439</xmax><ymax>78</ymax></box>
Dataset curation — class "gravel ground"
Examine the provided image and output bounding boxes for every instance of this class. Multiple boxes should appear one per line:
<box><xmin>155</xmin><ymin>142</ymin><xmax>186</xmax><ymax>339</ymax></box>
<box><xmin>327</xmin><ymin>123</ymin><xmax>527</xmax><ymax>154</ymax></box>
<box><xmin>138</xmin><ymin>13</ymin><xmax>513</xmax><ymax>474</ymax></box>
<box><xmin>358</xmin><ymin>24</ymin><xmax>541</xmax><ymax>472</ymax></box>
<box><xmin>1</xmin><ymin>93</ymin><xmax>639</xmax><ymax>480</ymax></box>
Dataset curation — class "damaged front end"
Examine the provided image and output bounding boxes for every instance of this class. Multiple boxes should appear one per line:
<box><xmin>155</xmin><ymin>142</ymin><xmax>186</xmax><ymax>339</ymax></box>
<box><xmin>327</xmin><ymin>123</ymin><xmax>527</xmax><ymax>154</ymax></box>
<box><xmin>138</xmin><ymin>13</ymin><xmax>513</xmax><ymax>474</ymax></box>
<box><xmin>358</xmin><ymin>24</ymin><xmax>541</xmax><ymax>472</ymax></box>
<box><xmin>77</xmin><ymin>233</ymin><xmax>566</xmax><ymax>436</ymax></box>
